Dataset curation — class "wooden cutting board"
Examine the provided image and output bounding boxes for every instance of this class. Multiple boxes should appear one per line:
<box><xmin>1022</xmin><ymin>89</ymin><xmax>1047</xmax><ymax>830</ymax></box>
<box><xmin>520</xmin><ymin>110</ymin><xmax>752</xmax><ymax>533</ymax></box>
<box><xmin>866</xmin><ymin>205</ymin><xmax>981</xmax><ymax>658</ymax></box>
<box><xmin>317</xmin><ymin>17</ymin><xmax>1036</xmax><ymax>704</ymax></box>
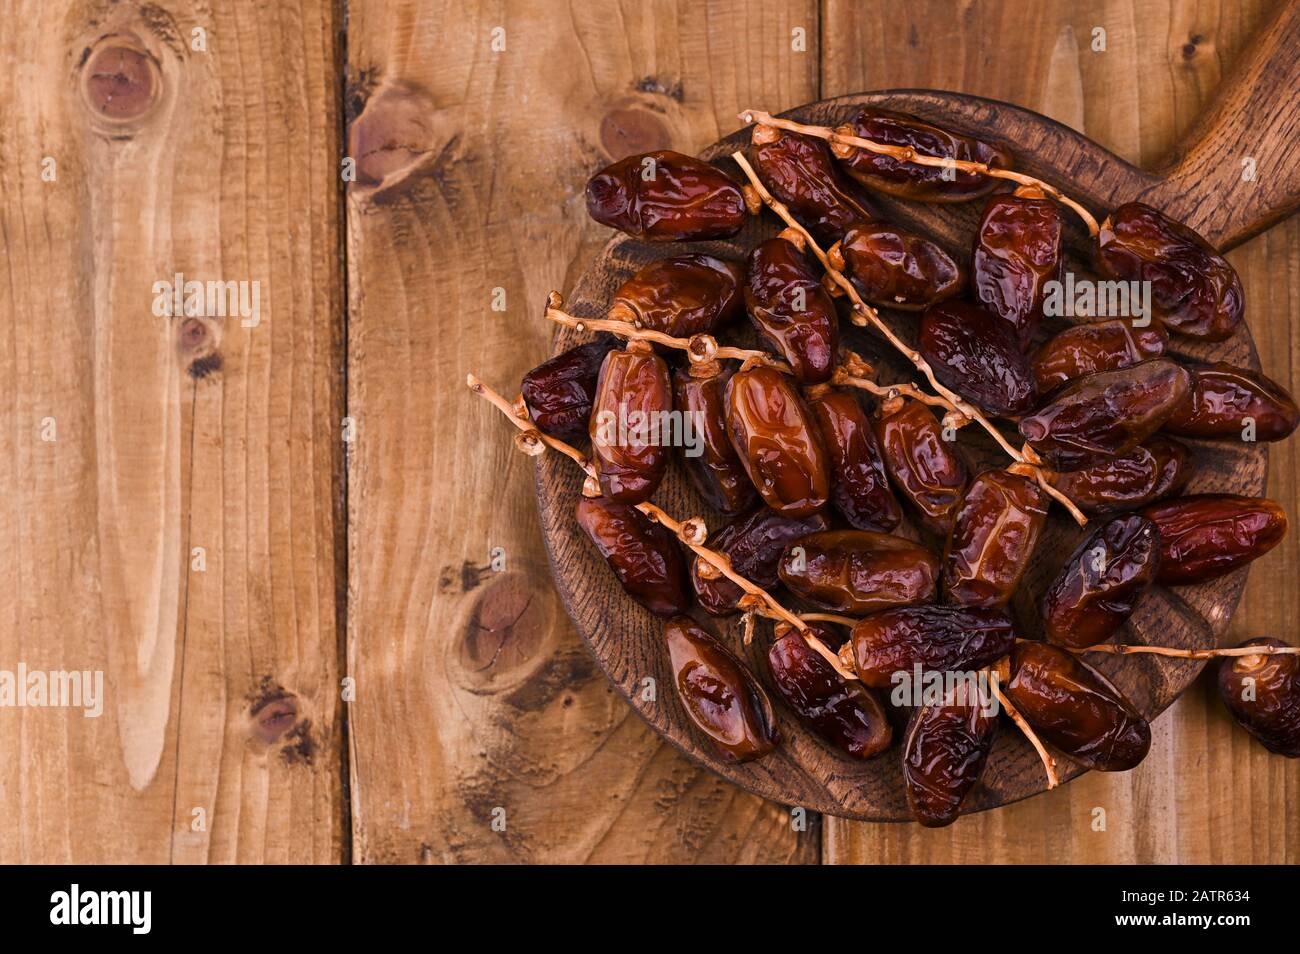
<box><xmin>534</xmin><ymin>4</ymin><xmax>1300</xmax><ymax>820</ymax></box>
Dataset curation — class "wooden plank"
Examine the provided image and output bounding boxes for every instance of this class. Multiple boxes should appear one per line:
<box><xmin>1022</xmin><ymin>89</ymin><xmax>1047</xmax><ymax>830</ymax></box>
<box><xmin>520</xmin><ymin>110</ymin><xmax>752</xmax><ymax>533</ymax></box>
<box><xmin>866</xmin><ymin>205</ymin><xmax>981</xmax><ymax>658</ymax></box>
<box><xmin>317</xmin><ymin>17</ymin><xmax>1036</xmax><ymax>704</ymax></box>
<box><xmin>345</xmin><ymin>0</ymin><xmax>821</xmax><ymax>863</ymax></box>
<box><xmin>0</xmin><ymin>0</ymin><xmax>345</xmax><ymax>863</ymax></box>
<box><xmin>821</xmin><ymin>0</ymin><xmax>1298</xmax><ymax>863</ymax></box>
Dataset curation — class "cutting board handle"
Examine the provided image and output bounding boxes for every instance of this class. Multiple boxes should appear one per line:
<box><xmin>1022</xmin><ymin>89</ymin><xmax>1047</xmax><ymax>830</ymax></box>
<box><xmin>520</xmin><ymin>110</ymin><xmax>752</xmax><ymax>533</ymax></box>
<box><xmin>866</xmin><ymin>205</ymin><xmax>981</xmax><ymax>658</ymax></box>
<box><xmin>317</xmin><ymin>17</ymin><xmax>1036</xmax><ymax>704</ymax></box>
<box><xmin>1139</xmin><ymin>3</ymin><xmax>1300</xmax><ymax>249</ymax></box>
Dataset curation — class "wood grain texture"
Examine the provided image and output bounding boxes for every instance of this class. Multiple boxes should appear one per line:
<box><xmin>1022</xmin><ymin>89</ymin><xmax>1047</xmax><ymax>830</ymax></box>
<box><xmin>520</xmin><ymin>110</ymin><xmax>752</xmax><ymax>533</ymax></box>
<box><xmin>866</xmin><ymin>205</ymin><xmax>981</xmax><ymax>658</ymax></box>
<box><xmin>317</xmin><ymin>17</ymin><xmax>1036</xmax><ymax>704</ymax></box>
<box><xmin>0</xmin><ymin>0</ymin><xmax>345</xmax><ymax>862</ymax></box>
<box><xmin>345</xmin><ymin>0</ymin><xmax>820</xmax><ymax>864</ymax></box>
<box><xmin>822</xmin><ymin>0</ymin><xmax>1299</xmax><ymax>862</ymax></box>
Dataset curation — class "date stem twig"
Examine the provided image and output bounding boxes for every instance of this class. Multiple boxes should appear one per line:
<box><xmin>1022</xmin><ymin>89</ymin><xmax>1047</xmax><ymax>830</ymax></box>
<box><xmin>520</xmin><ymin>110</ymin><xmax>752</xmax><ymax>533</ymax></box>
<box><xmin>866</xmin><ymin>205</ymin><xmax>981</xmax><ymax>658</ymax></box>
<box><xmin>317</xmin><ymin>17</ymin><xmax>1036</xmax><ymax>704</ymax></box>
<box><xmin>730</xmin><ymin>149</ymin><xmax>1088</xmax><ymax>528</ymax></box>
<box><xmin>738</xmin><ymin>109</ymin><xmax>1101</xmax><ymax>238</ymax></box>
<box><xmin>466</xmin><ymin>372</ymin><xmax>809</xmax><ymax>634</ymax></box>
<box><xmin>989</xmin><ymin>663</ymin><xmax>1061</xmax><ymax>789</ymax></box>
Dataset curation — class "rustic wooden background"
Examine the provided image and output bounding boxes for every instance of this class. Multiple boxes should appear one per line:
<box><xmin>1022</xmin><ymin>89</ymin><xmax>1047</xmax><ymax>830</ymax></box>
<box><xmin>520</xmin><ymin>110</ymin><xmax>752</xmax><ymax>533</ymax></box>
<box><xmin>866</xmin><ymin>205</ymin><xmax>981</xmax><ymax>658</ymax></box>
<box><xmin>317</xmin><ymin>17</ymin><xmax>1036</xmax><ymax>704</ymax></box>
<box><xmin>0</xmin><ymin>0</ymin><xmax>1295</xmax><ymax>864</ymax></box>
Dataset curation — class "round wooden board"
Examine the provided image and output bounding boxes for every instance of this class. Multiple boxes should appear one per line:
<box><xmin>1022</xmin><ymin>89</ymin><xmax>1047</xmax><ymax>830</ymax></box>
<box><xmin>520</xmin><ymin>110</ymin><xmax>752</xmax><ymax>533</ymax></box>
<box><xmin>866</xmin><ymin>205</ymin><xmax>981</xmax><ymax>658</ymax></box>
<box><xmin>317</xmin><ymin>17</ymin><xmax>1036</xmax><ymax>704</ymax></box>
<box><xmin>535</xmin><ymin>92</ymin><xmax>1267</xmax><ymax>821</ymax></box>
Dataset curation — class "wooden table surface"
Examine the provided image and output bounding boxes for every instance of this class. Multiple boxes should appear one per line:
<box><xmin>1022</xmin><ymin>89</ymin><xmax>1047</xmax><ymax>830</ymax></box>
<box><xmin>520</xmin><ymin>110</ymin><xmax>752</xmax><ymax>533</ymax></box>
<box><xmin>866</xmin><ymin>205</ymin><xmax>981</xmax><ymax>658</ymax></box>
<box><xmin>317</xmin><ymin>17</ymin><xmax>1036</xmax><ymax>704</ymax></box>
<box><xmin>1</xmin><ymin>0</ymin><xmax>1295</xmax><ymax>864</ymax></box>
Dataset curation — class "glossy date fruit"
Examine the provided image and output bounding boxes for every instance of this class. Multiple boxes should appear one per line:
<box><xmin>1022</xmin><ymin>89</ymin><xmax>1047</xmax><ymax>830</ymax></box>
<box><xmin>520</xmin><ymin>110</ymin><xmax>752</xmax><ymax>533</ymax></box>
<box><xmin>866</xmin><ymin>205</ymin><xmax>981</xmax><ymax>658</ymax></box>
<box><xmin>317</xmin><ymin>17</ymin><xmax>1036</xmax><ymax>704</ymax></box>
<box><xmin>848</xmin><ymin>605</ymin><xmax>1017</xmax><ymax>688</ymax></box>
<box><xmin>725</xmin><ymin>365</ymin><xmax>830</xmax><ymax>516</ymax></box>
<box><xmin>768</xmin><ymin>623</ymin><xmax>893</xmax><ymax>759</ymax></box>
<box><xmin>575</xmin><ymin>496</ymin><xmax>689</xmax><ymax>617</ymax></box>
<box><xmin>1006</xmin><ymin>641</ymin><xmax>1151</xmax><ymax>771</ymax></box>
<box><xmin>589</xmin><ymin>343</ymin><xmax>672</xmax><ymax>503</ymax></box>
<box><xmin>1018</xmin><ymin>358</ymin><xmax>1191</xmax><ymax>470</ymax></box>
<box><xmin>943</xmin><ymin>470</ymin><xmax>1048</xmax><ymax>609</ymax></box>
<box><xmin>1095</xmin><ymin>202</ymin><xmax>1244</xmax><ymax>341</ymax></box>
<box><xmin>838</xmin><ymin>220</ymin><xmax>965</xmax><ymax>312</ymax></box>
<box><xmin>1042</xmin><ymin>514</ymin><xmax>1160</xmax><ymax>649</ymax></box>
<box><xmin>749</xmin><ymin>126</ymin><xmax>876</xmax><ymax>242</ymax></box>
<box><xmin>1142</xmin><ymin>494</ymin><xmax>1287</xmax><ymax>585</ymax></box>
<box><xmin>971</xmin><ymin>189</ymin><xmax>1062</xmax><ymax>346</ymax></box>
<box><xmin>1217</xmin><ymin>638</ymin><xmax>1300</xmax><ymax>758</ymax></box>
<box><xmin>918</xmin><ymin>301</ymin><xmax>1038</xmax><ymax>417</ymax></box>
<box><xmin>672</xmin><ymin>366</ymin><xmax>758</xmax><ymax>515</ymax></box>
<box><xmin>1031</xmin><ymin>319</ymin><xmax>1168</xmax><ymax>395</ymax></box>
<box><xmin>585</xmin><ymin>151</ymin><xmax>748</xmax><ymax>241</ymax></box>
<box><xmin>1165</xmin><ymin>362</ymin><xmax>1300</xmax><ymax>442</ymax></box>
<box><xmin>608</xmin><ymin>254</ymin><xmax>745</xmax><ymax>339</ymax></box>
<box><xmin>778</xmin><ymin>529</ymin><xmax>939</xmax><ymax>615</ymax></box>
<box><xmin>691</xmin><ymin>507</ymin><xmax>830</xmax><ymax>616</ymax></box>
<box><xmin>832</xmin><ymin>107</ymin><xmax>1013</xmax><ymax>203</ymax></box>
<box><xmin>520</xmin><ymin>338</ymin><xmax>616</xmax><ymax>443</ymax></box>
<box><xmin>807</xmin><ymin>388</ymin><xmax>902</xmax><ymax>531</ymax></box>
<box><xmin>874</xmin><ymin>400</ymin><xmax>970</xmax><ymax>536</ymax></box>
<box><xmin>903</xmin><ymin>683</ymin><xmax>998</xmax><ymax>827</ymax></box>
<box><xmin>1050</xmin><ymin>436</ymin><xmax>1191</xmax><ymax>514</ymax></box>
<box><xmin>664</xmin><ymin>616</ymin><xmax>778</xmax><ymax>763</ymax></box>
<box><xmin>745</xmin><ymin>235</ymin><xmax>840</xmax><ymax>384</ymax></box>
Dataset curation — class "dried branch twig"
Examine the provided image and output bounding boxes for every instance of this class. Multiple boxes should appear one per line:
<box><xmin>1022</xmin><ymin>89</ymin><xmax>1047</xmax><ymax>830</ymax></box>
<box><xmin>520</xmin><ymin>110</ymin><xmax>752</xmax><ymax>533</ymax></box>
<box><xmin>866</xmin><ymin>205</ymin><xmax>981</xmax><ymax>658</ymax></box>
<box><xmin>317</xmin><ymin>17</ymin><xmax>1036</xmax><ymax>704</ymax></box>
<box><xmin>989</xmin><ymin>661</ymin><xmax>1060</xmax><ymax>789</ymax></box>
<box><xmin>1077</xmin><ymin>643</ymin><xmax>1300</xmax><ymax>660</ymax></box>
<box><xmin>738</xmin><ymin>109</ymin><xmax>1100</xmax><ymax>237</ymax></box>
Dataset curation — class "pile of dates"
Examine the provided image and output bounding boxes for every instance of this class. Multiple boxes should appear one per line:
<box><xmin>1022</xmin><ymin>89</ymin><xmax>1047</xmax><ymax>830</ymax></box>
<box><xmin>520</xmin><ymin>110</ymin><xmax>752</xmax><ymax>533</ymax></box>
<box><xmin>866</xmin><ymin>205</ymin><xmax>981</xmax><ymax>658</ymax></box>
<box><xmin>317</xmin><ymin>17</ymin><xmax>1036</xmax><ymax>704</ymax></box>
<box><xmin>518</xmin><ymin>106</ymin><xmax>1300</xmax><ymax>826</ymax></box>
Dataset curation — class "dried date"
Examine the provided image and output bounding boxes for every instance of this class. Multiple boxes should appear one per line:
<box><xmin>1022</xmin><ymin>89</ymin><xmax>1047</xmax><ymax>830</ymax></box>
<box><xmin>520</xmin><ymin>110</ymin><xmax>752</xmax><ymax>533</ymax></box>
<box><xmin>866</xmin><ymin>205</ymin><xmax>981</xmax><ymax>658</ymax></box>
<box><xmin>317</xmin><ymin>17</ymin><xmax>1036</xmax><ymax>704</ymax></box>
<box><xmin>590</xmin><ymin>343</ymin><xmax>673</xmax><ymax>503</ymax></box>
<box><xmin>1006</xmin><ymin>641</ymin><xmax>1151</xmax><ymax>771</ymax></box>
<box><xmin>903</xmin><ymin>683</ymin><xmax>998</xmax><ymax>827</ymax></box>
<box><xmin>608</xmin><ymin>254</ymin><xmax>745</xmax><ymax>339</ymax></box>
<box><xmin>1049</xmin><ymin>436</ymin><xmax>1191</xmax><ymax>514</ymax></box>
<box><xmin>943</xmin><ymin>470</ymin><xmax>1048</xmax><ymax>609</ymax></box>
<box><xmin>1166</xmin><ymin>362</ymin><xmax>1300</xmax><ymax>442</ymax></box>
<box><xmin>1142</xmin><ymin>494</ymin><xmax>1287</xmax><ymax>585</ymax></box>
<box><xmin>1031</xmin><ymin>319</ymin><xmax>1168</xmax><ymax>395</ymax></box>
<box><xmin>1217</xmin><ymin>638</ymin><xmax>1300</xmax><ymax>758</ymax></box>
<box><xmin>575</xmin><ymin>496</ymin><xmax>689</xmax><ymax>617</ymax></box>
<box><xmin>1018</xmin><ymin>358</ymin><xmax>1191</xmax><ymax>470</ymax></box>
<box><xmin>672</xmin><ymin>365</ymin><xmax>758</xmax><ymax>515</ymax></box>
<box><xmin>778</xmin><ymin>529</ymin><xmax>939</xmax><ymax>615</ymax></box>
<box><xmin>664</xmin><ymin>616</ymin><xmax>778</xmax><ymax>763</ymax></box>
<box><xmin>725</xmin><ymin>365</ymin><xmax>830</xmax><ymax>516</ymax></box>
<box><xmin>768</xmin><ymin>623</ymin><xmax>893</xmax><ymax>759</ymax></box>
<box><xmin>520</xmin><ymin>338</ymin><xmax>616</xmax><ymax>443</ymax></box>
<box><xmin>749</xmin><ymin>125</ymin><xmax>876</xmax><ymax>242</ymax></box>
<box><xmin>1042</xmin><ymin>514</ymin><xmax>1160</xmax><ymax>649</ymax></box>
<box><xmin>918</xmin><ymin>301</ymin><xmax>1038</xmax><ymax>417</ymax></box>
<box><xmin>690</xmin><ymin>506</ymin><xmax>829</xmax><ymax>616</ymax></box>
<box><xmin>807</xmin><ymin>387</ymin><xmax>902</xmax><ymax>531</ymax></box>
<box><xmin>971</xmin><ymin>189</ymin><xmax>1062</xmax><ymax>346</ymax></box>
<box><xmin>848</xmin><ymin>605</ymin><xmax>1016</xmax><ymax>688</ymax></box>
<box><xmin>874</xmin><ymin>400</ymin><xmax>970</xmax><ymax>536</ymax></box>
<box><xmin>1095</xmin><ymin>202</ymin><xmax>1243</xmax><ymax>341</ymax></box>
<box><xmin>586</xmin><ymin>151</ymin><xmax>748</xmax><ymax>241</ymax></box>
<box><xmin>745</xmin><ymin>235</ymin><xmax>840</xmax><ymax>384</ymax></box>
<box><xmin>837</xmin><ymin>221</ymin><xmax>965</xmax><ymax>312</ymax></box>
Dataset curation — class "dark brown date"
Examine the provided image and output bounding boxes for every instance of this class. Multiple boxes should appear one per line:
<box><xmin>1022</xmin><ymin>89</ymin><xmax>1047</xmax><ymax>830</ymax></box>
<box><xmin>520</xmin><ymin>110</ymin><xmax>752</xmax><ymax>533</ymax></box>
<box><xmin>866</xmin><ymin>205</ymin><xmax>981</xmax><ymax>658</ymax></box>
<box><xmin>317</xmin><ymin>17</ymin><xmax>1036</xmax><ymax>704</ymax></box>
<box><xmin>1142</xmin><ymin>494</ymin><xmax>1287</xmax><ymax>585</ymax></box>
<box><xmin>1006</xmin><ymin>641</ymin><xmax>1151</xmax><ymax>771</ymax></box>
<box><xmin>1095</xmin><ymin>202</ymin><xmax>1244</xmax><ymax>341</ymax></box>
<box><xmin>1031</xmin><ymin>319</ymin><xmax>1168</xmax><ymax>394</ymax></box>
<box><xmin>848</xmin><ymin>605</ymin><xmax>1016</xmax><ymax>689</ymax></box>
<box><xmin>608</xmin><ymin>254</ymin><xmax>745</xmax><ymax>339</ymax></box>
<box><xmin>585</xmin><ymin>151</ymin><xmax>747</xmax><ymax>241</ymax></box>
<box><xmin>768</xmin><ymin>623</ymin><xmax>893</xmax><ymax>759</ymax></box>
<box><xmin>918</xmin><ymin>301</ymin><xmax>1037</xmax><ymax>417</ymax></box>
<box><xmin>778</xmin><ymin>529</ymin><xmax>939</xmax><ymax>615</ymax></box>
<box><xmin>874</xmin><ymin>400</ymin><xmax>970</xmax><ymax>536</ymax></box>
<box><xmin>725</xmin><ymin>365</ymin><xmax>830</xmax><ymax>517</ymax></box>
<box><xmin>749</xmin><ymin>126</ymin><xmax>876</xmax><ymax>242</ymax></box>
<box><xmin>664</xmin><ymin>616</ymin><xmax>778</xmax><ymax>763</ymax></box>
<box><xmin>745</xmin><ymin>235</ymin><xmax>840</xmax><ymax>384</ymax></box>
<box><xmin>520</xmin><ymin>338</ymin><xmax>616</xmax><ymax>443</ymax></box>
<box><xmin>1050</xmin><ymin>436</ymin><xmax>1191</xmax><ymax>515</ymax></box>
<box><xmin>1018</xmin><ymin>358</ymin><xmax>1192</xmax><ymax>470</ymax></box>
<box><xmin>837</xmin><ymin>220</ymin><xmax>965</xmax><ymax>312</ymax></box>
<box><xmin>971</xmin><ymin>190</ymin><xmax>1062</xmax><ymax>346</ymax></box>
<box><xmin>903</xmin><ymin>684</ymin><xmax>998</xmax><ymax>827</ymax></box>
<box><xmin>1217</xmin><ymin>638</ymin><xmax>1300</xmax><ymax>758</ymax></box>
<box><xmin>574</xmin><ymin>496</ymin><xmax>689</xmax><ymax>617</ymax></box>
<box><xmin>1166</xmin><ymin>362</ymin><xmax>1300</xmax><ymax>442</ymax></box>
<box><xmin>807</xmin><ymin>388</ymin><xmax>902</xmax><ymax>531</ymax></box>
<box><xmin>589</xmin><ymin>343</ymin><xmax>672</xmax><ymax>503</ymax></box>
<box><xmin>832</xmin><ymin>107</ymin><xmax>1013</xmax><ymax>203</ymax></box>
<box><xmin>691</xmin><ymin>507</ymin><xmax>829</xmax><ymax>616</ymax></box>
<box><xmin>1042</xmin><ymin>514</ymin><xmax>1160</xmax><ymax>649</ymax></box>
<box><xmin>943</xmin><ymin>470</ymin><xmax>1048</xmax><ymax>609</ymax></box>
<box><xmin>672</xmin><ymin>365</ymin><xmax>758</xmax><ymax>515</ymax></box>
